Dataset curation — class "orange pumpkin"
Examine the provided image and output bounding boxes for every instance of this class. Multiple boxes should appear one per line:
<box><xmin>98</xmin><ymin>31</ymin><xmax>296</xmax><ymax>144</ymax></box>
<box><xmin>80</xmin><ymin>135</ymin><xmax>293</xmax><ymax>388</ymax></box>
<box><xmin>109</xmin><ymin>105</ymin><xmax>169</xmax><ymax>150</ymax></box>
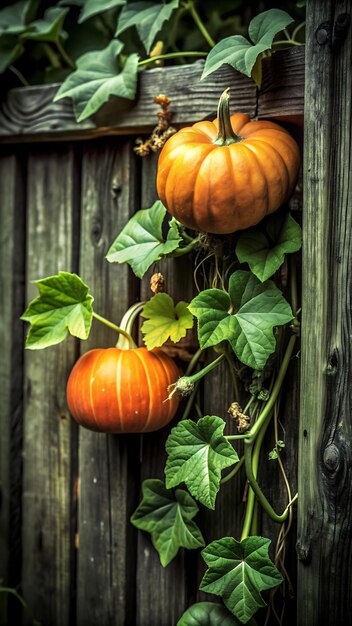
<box><xmin>156</xmin><ymin>88</ymin><xmax>300</xmax><ymax>235</ymax></box>
<box><xmin>66</xmin><ymin>346</ymin><xmax>180</xmax><ymax>433</ymax></box>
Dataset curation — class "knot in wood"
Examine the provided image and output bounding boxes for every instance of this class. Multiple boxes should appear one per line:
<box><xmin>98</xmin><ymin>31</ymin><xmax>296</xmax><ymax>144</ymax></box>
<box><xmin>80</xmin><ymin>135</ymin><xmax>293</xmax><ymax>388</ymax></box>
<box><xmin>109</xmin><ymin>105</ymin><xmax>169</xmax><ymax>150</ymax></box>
<box><xmin>315</xmin><ymin>21</ymin><xmax>330</xmax><ymax>45</ymax></box>
<box><xmin>90</xmin><ymin>216</ymin><xmax>103</xmax><ymax>245</ymax></box>
<box><xmin>296</xmin><ymin>538</ymin><xmax>311</xmax><ymax>563</ymax></box>
<box><xmin>323</xmin><ymin>444</ymin><xmax>340</xmax><ymax>473</ymax></box>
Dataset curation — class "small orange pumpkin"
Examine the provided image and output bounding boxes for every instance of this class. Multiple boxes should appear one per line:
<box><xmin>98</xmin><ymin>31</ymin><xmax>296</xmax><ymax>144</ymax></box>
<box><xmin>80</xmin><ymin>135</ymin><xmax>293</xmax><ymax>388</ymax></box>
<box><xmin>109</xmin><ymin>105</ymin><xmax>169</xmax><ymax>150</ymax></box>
<box><xmin>156</xmin><ymin>88</ymin><xmax>300</xmax><ymax>235</ymax></box>
<box><xmin>66</xmin><ymin>346</ymin><xmax>179</xmax><ymax>433</ymax></box>
<box><xmin>66</xmin><ymin>304</ymin><xmax>180</xmax><ymax>433</ymax></box>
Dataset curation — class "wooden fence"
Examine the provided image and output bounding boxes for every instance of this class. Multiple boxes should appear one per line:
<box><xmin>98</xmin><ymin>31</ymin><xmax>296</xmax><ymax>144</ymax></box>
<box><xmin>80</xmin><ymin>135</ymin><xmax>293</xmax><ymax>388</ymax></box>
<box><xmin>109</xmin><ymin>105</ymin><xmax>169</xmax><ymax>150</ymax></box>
<box><xmin>0</xmin><ymin>2</ymin><xmax>351</xmax><ymax>623</ymax></box>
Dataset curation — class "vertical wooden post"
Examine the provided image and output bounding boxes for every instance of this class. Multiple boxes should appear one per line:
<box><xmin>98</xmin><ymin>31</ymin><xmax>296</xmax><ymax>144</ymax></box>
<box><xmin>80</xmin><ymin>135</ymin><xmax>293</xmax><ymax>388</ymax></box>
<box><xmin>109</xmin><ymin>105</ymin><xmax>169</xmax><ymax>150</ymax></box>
<box><xmin>76</xmin><ymin>139</ymin><xmax>139</xmax><ymax>626</ymax></box>
<box><xmin>22</xmin><ymin>146</ymin><xmax>79</xmax><ymax>626</ymax></box>
<box><xmin>298</xmin><ymin>0</ymin><xmax>352</xmax><ymax>623</ymax></box>
<box><xmin>0</xmin><ymin>150</ymin><xmax>26</xmax><ymax>624</ymax></box>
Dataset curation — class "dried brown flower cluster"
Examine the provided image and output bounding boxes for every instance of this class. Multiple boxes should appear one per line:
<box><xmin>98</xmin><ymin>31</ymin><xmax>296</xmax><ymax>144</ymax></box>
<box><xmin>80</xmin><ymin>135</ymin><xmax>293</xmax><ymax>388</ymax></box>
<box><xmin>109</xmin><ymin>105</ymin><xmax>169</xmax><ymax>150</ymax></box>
<box><xmin>150</xmin><ymin>272</ymin><xmax>165</xmax><ymax>294</ymax></box>
<box><xmin>134</xmin><ymin>95</ymin><xmax>176</xmax><ymax>157</ymax></box>
<box><xmin>228</xmin><ymin>402</ymin><xmax>251</xmax><ymax>433</ymax></box>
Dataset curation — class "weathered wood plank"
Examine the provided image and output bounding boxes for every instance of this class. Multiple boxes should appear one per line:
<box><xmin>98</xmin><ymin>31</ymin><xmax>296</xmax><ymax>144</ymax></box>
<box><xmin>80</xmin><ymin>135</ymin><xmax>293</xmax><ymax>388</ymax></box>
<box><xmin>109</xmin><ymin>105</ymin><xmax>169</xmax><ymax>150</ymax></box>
<box><xmin>76</xmin><ymin>139</ymin><xmax>139</xmax><ymax>626</ymax></box>
<box><xmin>0</xmin><ymin>48</ymin><xmax>305</xmax><ymax>144</ymax></box>
<box><xmin>0</xmin><ymin>63</ymin><xmax>255</xmax><ymax>142</ymax></box>
<box><xmin>258</xmin><ymin>46</ymin><xmax>305</xmax><ymax>123</ymax></box>
<box><xmin>21</xmin><ymin>145</ymin><xmax>79</xmax><ymax>625</ymax></box>
<box><xmin>298</xmin><ymin>1</ymin><xmax>352</xmax><ymax>624</ymax></box>
<box><xmin>136</xmin><ymin>154</ymin><xmax>194</xmax><ymax>626</ymax></box>
<box><xmin>0</xmin><ymin>150</ymin><xmax>26</xmax><ymax>624</ymax></box>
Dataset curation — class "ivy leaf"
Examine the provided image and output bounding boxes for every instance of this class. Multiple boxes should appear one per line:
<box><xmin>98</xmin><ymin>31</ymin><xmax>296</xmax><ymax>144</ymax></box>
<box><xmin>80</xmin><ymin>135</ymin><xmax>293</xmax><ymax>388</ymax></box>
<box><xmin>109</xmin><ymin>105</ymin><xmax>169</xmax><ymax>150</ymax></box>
<box><xmin>106</xmin><ymin>201</ymin><xmax>182</xmax><ymax>278</ymax></box>
<box><xmin>0</xmin><ymin>35</ymin><xmax>24</xmax><ymax>72</ymax></box>
<box><xmin>236</xmin><ymin>213</ymin><xmax>302</xmax><ymax>282</ymax></box>
<box><xmin>21</xmin><ymin>272</ymin><xmax>94</xmax><ymax>349</ymax></box>
<box><xmin>177</xmin><ymin>602</ymin><xmax>257</xmax><ymax>626</ymax></box>
<box><xmin>54</xmin><ymin>40</ymin><xmax>139</xmax><ymax>122</ymax></box>
<box><xmin>189</xmin><ymin>271</ymin><xmax>292</xmax><ymax>370</ymax></box>
<box><xmin>141</xmin><ymin>293</ymin><xmax>193</xmax><ymax>350</ymax></box>
<box><xmin>202</xmin><ymin>9</ymin><xmax>293</xmax><ymax>84</ymax></box>
<box><xmin>131</xmin><ymin>479</ymin><xmax>205</xmax><ymax>567</ymax></box>
<box><xmin>0</xmin><ymin>0</ymin><xmax>37</xmax><ymax>35</ymax></box>
<box><xmin>165</xmin><ymin>416</ymin><xmax>239</xmax><ymax>510</ymax></box>
<box><xmin>78</xmin><ymin>0</ymin><xmax>126</xmax><ymax>23</ymax></box>
<box><xmin>20</xmin><ymin>7</ymin><xmax>69</xmax><ymax>43</ymax></box>
<box><xmin>200</xmin><ymin>536</ymin><xmax>283</xmax><ymax>624</ymax></box>
<box><xmin>116</xmin><ymin>0</ymin><xmax>180</xmax><ymax>53</ymax></box>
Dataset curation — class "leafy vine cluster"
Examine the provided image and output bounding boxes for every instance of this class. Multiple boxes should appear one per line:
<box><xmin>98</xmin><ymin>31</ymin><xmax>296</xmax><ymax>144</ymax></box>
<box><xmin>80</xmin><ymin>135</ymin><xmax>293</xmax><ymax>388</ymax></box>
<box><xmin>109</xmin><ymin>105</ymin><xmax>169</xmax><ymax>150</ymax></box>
<box><xmin>0</xmin><ymin>2</ymin><xmax>305</xmax><ymax>624</ymax></box>
<box><xmin>1</xmin><ymin>1</ymin><xmax>304</xmax><ymax>121</ymax></box>
<box><xmin>20</xmin><ymin>105</ymin><xmax>302</xmax><ymax>625</ymax></box>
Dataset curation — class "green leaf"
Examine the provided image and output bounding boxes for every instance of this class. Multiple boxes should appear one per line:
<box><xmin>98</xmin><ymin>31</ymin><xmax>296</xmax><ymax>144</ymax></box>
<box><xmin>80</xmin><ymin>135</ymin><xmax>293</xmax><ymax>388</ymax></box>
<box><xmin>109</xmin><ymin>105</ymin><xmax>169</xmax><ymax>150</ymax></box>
<box><xmin>236</xmin><ymin>213</ymin><xmax>302</xmax><ymax>282</ymax></box>
<box><xmin>21</xmin><ymin>271</ymin><xmax>94</xmax><ymax>349</ymax></box>
<box><xmin>0</xmin><ymin>34</ymin><xmax>24</xmax><ymax>72</ymax></box>
<box><xmin>165</xmin><ymin>416</ymin><xmax>239</xmax><ymax>510</ymax></box>
<box><xmin>54</xmin><ymin>40</ymin><xmax>138</xmax><ymax>122</ymax></box>
<box><xmin>106</xmin><ymin>201</ymin><xmax>182</xmax><ymax>278</ymax></box>
<box><xmin>78</xmin><ymin>0</ymin><xmax>126</xmax><ymax>24</ymax></box>
<box><xmin>131</xmin><ymin>479</ymin><xmax>205</xmax><ymax>567</ymax></box>
<box><xmin>21</xmin><ymin>7</ymin><xmax>69</xmax><ymax>43</ymax></box>
<box><xmin>177</xmin><ymin>602</ymin><xmax>257</xmax><ymax>626</ymax></box>
<box><xmin>202</xmin><ymin>9</ymin><xmax>293</xmax><ymax>82</ymax></box>
<box><xmin>189</xmin><ymin>271</ymin><xmax>292</xmax><ymax>370</ymax></box>
<box><xmin>141</xmin><ymin>293</ymin><xmax>193</xmax><ymax>350</ymax></box>
<box><xmin>0</xmin><ymin>0</ymin><xmax>38</xmax><ymax>35</ymax></box>
<box><xmin>200</xmin><ymin>536</ymin><xmax>283</xmax><ymax>624</ymax></box>
<box><xmin>116</xmin><ymin>0</ymin><xmax>179</xmax><ymax>53</ymax></box>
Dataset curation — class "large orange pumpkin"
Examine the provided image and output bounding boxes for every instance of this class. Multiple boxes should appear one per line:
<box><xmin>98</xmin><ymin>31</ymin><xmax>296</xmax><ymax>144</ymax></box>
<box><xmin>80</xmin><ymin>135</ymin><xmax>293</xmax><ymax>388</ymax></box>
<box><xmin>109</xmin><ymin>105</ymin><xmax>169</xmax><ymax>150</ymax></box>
<box><xmin>157</xmin><ymin>89</ymin><xmax>300</xmax><ymax>235</ymax></box>
<box><xmin>66</xmin><ymin>346</ymin><xmax>180</xmax><ymax>433</ymax></box>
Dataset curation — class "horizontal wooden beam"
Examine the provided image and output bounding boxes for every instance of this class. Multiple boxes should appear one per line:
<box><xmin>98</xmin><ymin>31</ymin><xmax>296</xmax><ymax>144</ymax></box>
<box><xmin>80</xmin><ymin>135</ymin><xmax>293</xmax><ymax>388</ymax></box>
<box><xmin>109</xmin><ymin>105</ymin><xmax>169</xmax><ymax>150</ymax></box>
<box><xmin>0</xmin><ymin>47</ymin><xmax>304</xmax><ymax>143</ymax></box>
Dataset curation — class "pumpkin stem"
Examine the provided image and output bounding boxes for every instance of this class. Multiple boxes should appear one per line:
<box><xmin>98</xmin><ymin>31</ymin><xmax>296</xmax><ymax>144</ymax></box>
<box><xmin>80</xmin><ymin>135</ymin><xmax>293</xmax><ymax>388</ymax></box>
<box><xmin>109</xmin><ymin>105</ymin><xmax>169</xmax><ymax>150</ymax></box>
<box><xmin>213</xmin><ymin>88</ymin><xmax>243</xmax><ymax>146</ymax></box>
<box><xmin>92</xmin><ymin>311</ymin><xmax>136</xmax><ymax>348</ymax></box>
<box><xmin>116</xmin><ymin>302</ymin><xmax>146</xmax><ymax>350</ymax></box>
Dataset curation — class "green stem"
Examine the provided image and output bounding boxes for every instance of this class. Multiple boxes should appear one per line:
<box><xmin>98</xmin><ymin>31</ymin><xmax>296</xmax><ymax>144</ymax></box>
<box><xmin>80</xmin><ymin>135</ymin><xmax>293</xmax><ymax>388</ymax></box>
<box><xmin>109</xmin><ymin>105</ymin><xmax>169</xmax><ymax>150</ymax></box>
<box><xmin>169</xmin><ymin>353</ymin><xmax>224</xmax><ymax>397</ymax></box>
<box><xmin>241</xmin><ymin>409</ymin><xmax>274</xmax><ymax>539</ymax></box>
<box><xmin>245</xmin><ymin>335</ymin><xmax>297</xmax><ymax>443</ymax></box>
<box><xmin>212</xmin><ymin>89</ymin><xmax>243</xmax><ymax>146</ymax></box>
<box><xmin>226</xmin><ymin>434</ymin><xmax>248</xmax><ymax>441</ymax></box>
<box><xmin>171</xmin><ymin>238</ymin><xmax>199</xmax><ymax>257</ymax></box>
<box><xmin>9</xmin><ymin>65</ymin><xmax>29</xmax><ymax>86</ymax></box>
<box><xmin>272</xmin><ymin>39</ymin><xmax>303</xmax><ymax>47</ymax></box>
<box><xmin>223</xmin><ymin>350</ymin><xmax>240</xmax><ymax>399</ymax></box>
<box><xmin>290</xmin><ymin>255</ymin><xmax>298</xmax><ymax>316</ymax></box>
<box><xmin>184</xmin><ymin>0</ymin><xmax>215</xmax><ymax>48</ymax></box>
<box><xmin>221</xmin><ymin>456</ymin><xmax>244</xmax><ymax>484</ymax></box>
<box><xmin>185</xmin><ymin>348</ymin><xmax>203</xmax><ymax>376</ymax></box>
<box><xmin>244</xmin><ymin>432</ymin><xmax>288</xmax><ymax>527</ymax></box>
<box><xmin>56</xmin><ymin>39</ymin><xmax>75</xmax><ymax>69</ymax></box>
<box><xmin>138</xmin><ymin>51</ymin><xmax>207</xmax><ymax>68</ymax></box>
<box><xmin>92</xmin><ymin>311</ymin><xmax>136</xmax><ymax>348</ymax></box>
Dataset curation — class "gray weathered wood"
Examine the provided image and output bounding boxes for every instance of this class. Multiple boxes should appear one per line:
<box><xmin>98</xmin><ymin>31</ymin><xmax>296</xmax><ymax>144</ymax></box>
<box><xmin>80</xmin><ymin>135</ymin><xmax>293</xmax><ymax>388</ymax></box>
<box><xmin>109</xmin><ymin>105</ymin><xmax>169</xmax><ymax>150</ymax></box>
<box><xmin>76</xmin><ymin>139</ymin><xmax>139</xmax><ymax>626</ymax></box>
<box><xmin>0</xmin><ymin>150</ymin><xmax>26</xmax><ymax>624</ymax></box>
<box><xmin>0</xmin><ymin>62</ymin><xmax>256</xmax><ymax>142</ymax></box>
<box><xmin>21</xmin><ymin>146</ymin><xmax>79</xmax><ymax>625</ymax></box>
<box><xmin>298</xmin><ymin>1</ymin><xmax>352</xmax><ymax>624</ymax></box>
<box><xmin>135</xmin><ymin>154</ymin><xmax>195</xmax><ymax>626</ymax></box>
<box><xmin>0</xmin><ymin>50</ymin><xmax>304</xmax><ymax>144</ymax></box>
<box><xmin>258</xmin><ymin>46</ymin><xmax>305</xmax><ymax>124</ymax></box>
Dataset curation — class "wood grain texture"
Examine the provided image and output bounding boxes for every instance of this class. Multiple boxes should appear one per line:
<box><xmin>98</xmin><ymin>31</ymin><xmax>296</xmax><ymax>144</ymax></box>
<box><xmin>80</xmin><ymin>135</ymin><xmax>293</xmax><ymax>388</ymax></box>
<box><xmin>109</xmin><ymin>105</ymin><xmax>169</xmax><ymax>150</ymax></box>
<box><xmin>0</xmin><ymin>62</ymin><xmax>255</xmax><ymax>143</ymax></box>
<box><xmin>258</xmin><ymin>46</ymin><xmax>305</xmax><ymax>123</ymax></box>
<box><xmin>0</xmin><ymin>49</ymin><xmax>305</xmax><ymax>144</ymax></box>
<box><xmin>76</xmin><ymin>139</ymin><xmax>140</xmax><ymax>626</ymax></box>
<box><xmin>21</xmin><ymin>145</ymin><xmax>79</xmax><ymax>626</ymax></box>
<box><xmin>135</xmin><ymin>154</ymin><xmax>194</xmax><ymax>626</ymax></box>
<box><xmin>0</xmin><ymin>150</ymin><xmax>26</xmax><ymax>624</ymax></box>
<box><xmin>298</xmin><ymin>1</ymin><xmax>352</xmax><ymax>624</ymax></box>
